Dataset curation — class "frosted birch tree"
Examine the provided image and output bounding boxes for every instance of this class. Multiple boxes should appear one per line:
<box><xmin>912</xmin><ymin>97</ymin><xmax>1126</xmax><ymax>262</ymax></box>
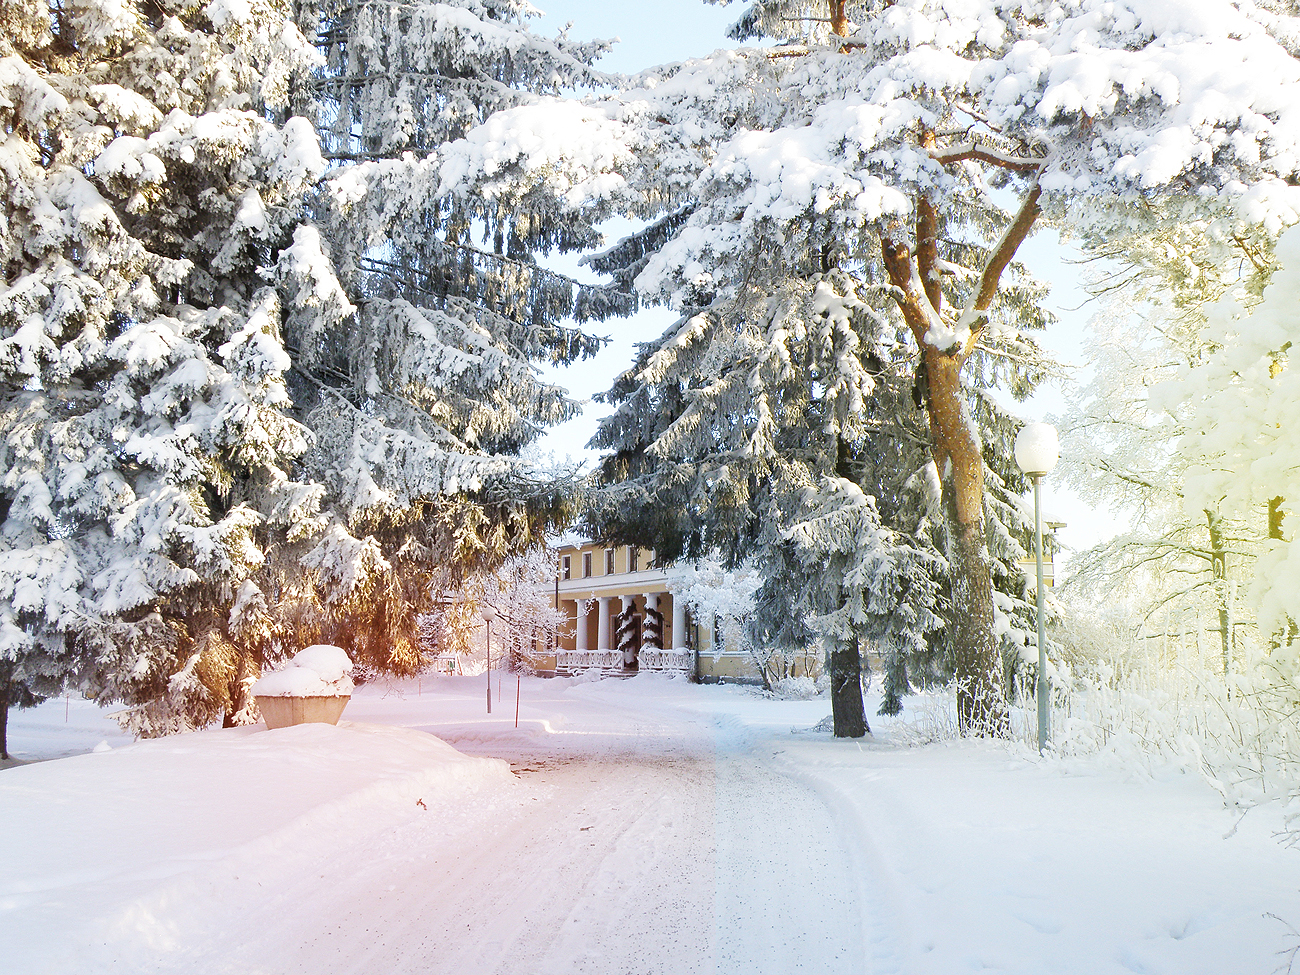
<box><xmin>1057</xmin><ymin>292</ymin><xmax>1260</xmax><ymax>679</ymax></box>
<box><xmin>1056</xmin><ymin>194</ymin><xmax>1291</xmax><ymax>679</ymax></box>
<box><xmin>1160</xmin><ymin>225</ymin><xmax>1300</xmax><ymax>662</ymax></box>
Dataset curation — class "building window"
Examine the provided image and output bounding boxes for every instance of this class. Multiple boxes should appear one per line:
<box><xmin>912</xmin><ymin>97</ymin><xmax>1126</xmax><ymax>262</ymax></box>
<box><xmin>583</xmin><ymin>552</ymin><xmax>592</xmax><ymax>578</ymax></box>
<box><xmin>605</xmin><ymin>548</ymin><xmax>615</xmax><ymax>575</ymax></box>
<box><xmin>629</xmin><ymin>546</ymin><xmax>639</xmax><ymax>572</ymax></box>
<box><xmin>562</xmin><ymin>555</ymin><xmax>571</xmax><ymax>580</ymax></box>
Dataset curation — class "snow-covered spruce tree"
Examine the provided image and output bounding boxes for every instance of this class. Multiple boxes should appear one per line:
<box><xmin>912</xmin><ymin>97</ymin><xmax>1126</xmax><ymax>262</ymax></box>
<box><xmin>579</xmin><ymin>38</ymin><xmax>1047</xmax><ymax>733</ymax></box>
<box><xmin>286</xmin><ymin>0</ymin><xmax>621</xmax><ymax>595</ymax></box>
<box><xmin>755</xmin><ymin>478</ymin><xmax>946</xmax><ymax>733</ymax></box>
<box><xmin>593</xmin><ymin>261</ymin><xmax>1028</xmax><ymax>732</ymax></box>
<box><xmin>445</xmin><ymin>0</ymin><xmax>1300</xmax><ymax>734</ymax></box>
<box><xmin>0</xmin><ymin>0</ymin><xmax>335</xmax><ymax>743</ymax></box>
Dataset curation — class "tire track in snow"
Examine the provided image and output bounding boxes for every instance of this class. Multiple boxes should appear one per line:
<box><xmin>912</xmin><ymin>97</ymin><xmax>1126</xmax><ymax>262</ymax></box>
<box><xmin>712</xmin><ymin>752</ymin><xmax>866</xmax><ymax>975</ymax></box>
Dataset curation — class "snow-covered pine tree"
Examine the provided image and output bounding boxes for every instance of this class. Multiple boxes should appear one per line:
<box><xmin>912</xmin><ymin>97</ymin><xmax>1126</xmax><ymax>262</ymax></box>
<box><xmin>641</xmin><ymin>601</ymin><xmax>664</xmax><ymax>651</ymax></box>
<box><xmin>444</xmin><ymin>0</ymin><xmax>1300</xmax><ymax>735</ymax></box>
<box><xmin>0</xmin><ymin>0</ymin><xmax>332</xmax><ymax>743</ymax></box>
<box><xmin>271</xmin><ymin>0</ymin><xmax>627</xmax><ymax>677</ymax></box>
<box><xmin>579</xmin><ymin>49</ymin><xmax>1051</xmax><ymax>731</ymax></box>
<box><xmin>614</xmin><ymin>600</ymin><xmax>640</xmax><ymax>664</ymax></box>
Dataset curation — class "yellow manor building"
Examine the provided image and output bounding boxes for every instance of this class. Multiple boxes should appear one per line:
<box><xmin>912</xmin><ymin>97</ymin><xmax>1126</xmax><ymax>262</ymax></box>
<box><xmin>539</xmin><ymin>539</ymin><xmax>761</xmax><ymax>682</ymax></box>
<box><xmin>537</xmin><ymin>525</ymin><xmax>1061</xmax><ymax>683</ymax></box>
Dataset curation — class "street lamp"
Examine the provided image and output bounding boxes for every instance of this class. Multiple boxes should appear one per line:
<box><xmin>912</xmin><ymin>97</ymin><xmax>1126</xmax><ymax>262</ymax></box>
<box><xmin>1014</xmin><ymin>421</ymin><xmax>1059</xmax><ymax>755</ymax></box>
<box><xmin>482</xmin><ymin>603</ymin><xmax>496</xmax><ymax>714</ymax></box>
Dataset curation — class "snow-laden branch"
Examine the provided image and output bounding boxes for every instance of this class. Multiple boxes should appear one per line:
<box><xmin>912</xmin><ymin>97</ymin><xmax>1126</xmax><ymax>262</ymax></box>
<box><xmin>929</xmin><ymin>143</ymin><xmax>1044</xmax><ymax>173</ymax></box>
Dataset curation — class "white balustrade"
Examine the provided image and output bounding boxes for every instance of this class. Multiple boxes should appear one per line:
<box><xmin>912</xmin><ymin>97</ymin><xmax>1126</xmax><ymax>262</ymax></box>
<box><xmin>556</xmin><ymin>650</ymin><xmax>625</xmax><ymax>673</ymax></box>
<box><xmin>638</xmin><ymin>649</ymin><xmax>693</xmax><ymax>673</ymax></box>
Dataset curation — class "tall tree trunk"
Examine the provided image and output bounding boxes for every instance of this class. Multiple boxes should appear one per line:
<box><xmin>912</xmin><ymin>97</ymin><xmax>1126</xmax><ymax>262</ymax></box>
<box><xmin>880</xmin><ymin>181</ymin><xmax>1040</xmax><ymax>738</ymax></box>
<box><xmin>1269</xmin><ymin>497</ymin><xmax>1297</xmax><ymax>647</ymax></box>
<box><xmin>830</xmin><ymin>635</ymin><xmax>868</xmax><ymax>738</ymax></box>
<box><xmin>928</xmin><ymin>353</ymin><xmax>1007</xmax><ymax>735</ymax></box>
<box><xmin>0</xmin><ymin>680</ymin><xmax>10</xmax><ymax>761</ymax></box>
<box><xmin>1205</xmin><ymin>509</ymin><xmax>1232</xmax><ymax>680</ymax></box>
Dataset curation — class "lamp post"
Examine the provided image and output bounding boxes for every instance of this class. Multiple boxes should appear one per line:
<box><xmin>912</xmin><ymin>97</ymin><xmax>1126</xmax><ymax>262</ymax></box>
<box><xmin>1014</xmin><ymin>422</ymin><xmax>1059</xmax><ymax>755</ymax></box>
<box><xmin>482</xmin><ymin>603</ymin><xmax>496</xmax><ymax>714</ymax></box>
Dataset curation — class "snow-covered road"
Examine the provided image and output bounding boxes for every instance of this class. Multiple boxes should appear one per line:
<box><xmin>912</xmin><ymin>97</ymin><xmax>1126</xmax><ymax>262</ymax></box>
<box><xmin>4</xmin><ymin>674</ymin><xmax>1299</xmax><ymax>975</ymax></box>
<box><xmin>312</xmin><ymin>683</ymin><xmax>872</xmax><ymax>975</ymax></box>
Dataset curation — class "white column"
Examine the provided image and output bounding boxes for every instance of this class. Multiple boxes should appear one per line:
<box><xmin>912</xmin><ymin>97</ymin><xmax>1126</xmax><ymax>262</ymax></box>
<box><xmin>575</xmin><ymin>600</ymin><xmax>588</xmax><ymax>651</ymax></box>
<box><xmin>597</xmin><ymin>596</ymin><xmax>611</xmax><ymax>652</ymax></box>
<box><xmin>672</xmin><ymin>596</ymin><xmax>687</xmax><ymax>650</ymax></box>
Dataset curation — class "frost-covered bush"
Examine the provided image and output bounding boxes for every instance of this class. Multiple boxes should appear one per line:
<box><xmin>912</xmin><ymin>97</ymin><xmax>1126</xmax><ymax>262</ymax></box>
<box><xmin>886</xmin><ymin>632</ymin><xmax>1300</xmax><ymax>843</ymax></box>
<box><xmin>417</xmin><ymin>547</ymin><xmax>566</xmax><ymax>673</ymax></box>
<box><xmin>771</xmin><ymin>676</ymin><xmax>827</xmax><ymax>701</ymax></box>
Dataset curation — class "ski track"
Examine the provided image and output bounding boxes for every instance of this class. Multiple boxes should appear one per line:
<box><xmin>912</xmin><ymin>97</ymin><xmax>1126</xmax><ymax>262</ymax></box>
<box><xmin>53</xmin><ymin>714</ymin><xmax>874</xmax><ymax>974</ymax></box>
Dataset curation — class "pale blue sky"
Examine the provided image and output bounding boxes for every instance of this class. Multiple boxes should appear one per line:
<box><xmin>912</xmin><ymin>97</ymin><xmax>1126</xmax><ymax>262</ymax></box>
<box><xmin>535</xmin><ymin>0</ymin><xmax>740</xmax><ymax>74</ymax></box>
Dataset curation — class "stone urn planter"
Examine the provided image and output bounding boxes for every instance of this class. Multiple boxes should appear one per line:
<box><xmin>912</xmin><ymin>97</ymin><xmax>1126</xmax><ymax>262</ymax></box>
<box><xmin>255</xmin><ymin>693</ymin><xmax>350</xmax><ymax>730</ymax></box>
<box><xmin>251</xmin><ymin>645</ymin><xmax>355</xmax><ymax>730</ymax></box>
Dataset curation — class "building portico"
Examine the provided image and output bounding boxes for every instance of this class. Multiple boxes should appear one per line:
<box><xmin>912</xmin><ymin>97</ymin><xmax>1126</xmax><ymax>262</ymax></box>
<box><xmin>552</xmin><ymin>539</ymin><xmax>693</xmax><ymax>675</ymax></box>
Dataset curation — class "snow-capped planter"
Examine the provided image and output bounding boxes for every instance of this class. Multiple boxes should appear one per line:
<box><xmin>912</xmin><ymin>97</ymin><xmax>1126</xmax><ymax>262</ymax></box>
<box><xmin>252</xmin><ymin>645</ymin><xmax>355</xmax><ymax>730</ymax></box>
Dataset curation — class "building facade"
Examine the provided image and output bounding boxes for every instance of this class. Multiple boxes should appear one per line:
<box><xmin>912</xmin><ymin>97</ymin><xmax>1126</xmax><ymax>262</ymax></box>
<box><xmin>540</xmin><ymin>539</ymin><xmax>761</xmax><ymax>682</ymax></box>
<box><xmin>536</xmin><ymin>525</ymin><xmax>1061</xmax><ymax>683</ymax></box>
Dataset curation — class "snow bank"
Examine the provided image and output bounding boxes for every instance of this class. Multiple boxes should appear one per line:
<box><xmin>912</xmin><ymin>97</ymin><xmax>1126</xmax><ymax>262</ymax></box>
<box><xmin>0</xmin><ymin>718</ymin><xmax>513</xmax><ymax>974</ymax></box>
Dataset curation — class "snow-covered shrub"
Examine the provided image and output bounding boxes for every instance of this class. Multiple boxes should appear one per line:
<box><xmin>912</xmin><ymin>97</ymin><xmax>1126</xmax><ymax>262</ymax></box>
<box><xmin>771</xmin><ymin>676</ymin><xmax>825</xmax><ymax>701</ymax></box>
<box><xmin>417</xmin><ymin>548</ymin><xmax>565</xmax><ymax>673</ymax></box>
<box><xmin>886</xmin><ymin>631</ymin><xmax>1300</xmax><ymax>842</ymax></box>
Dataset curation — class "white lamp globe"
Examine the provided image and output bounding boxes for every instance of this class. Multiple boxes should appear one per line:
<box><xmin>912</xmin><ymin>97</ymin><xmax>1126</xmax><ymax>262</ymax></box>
<box><xmin>1014</xmin><ymin>422</ymin><xmax>1059</xmax><ymax>477</ymax></box>
<box><xmin>481</xmin><ymin>604</ymin><xmax>497</xmax><ymax>623</ymax></box>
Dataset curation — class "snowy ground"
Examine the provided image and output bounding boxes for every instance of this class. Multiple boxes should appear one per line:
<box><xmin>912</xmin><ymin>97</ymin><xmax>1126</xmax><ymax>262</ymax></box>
<box><xmin>3</xmin><ymin>674</ymin><xmax>1298</xmax><ymax>975</ymax></box>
